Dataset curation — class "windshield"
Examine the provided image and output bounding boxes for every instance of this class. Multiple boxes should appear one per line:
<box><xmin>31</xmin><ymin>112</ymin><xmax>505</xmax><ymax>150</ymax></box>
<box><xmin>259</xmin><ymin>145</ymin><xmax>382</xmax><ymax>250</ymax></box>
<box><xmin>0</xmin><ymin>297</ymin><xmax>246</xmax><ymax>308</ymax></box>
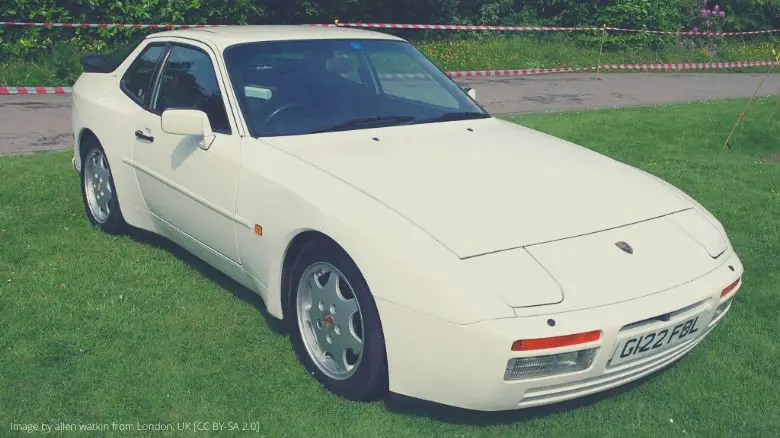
<box><xmin>223</xmin><ymin>39</ymin><xmax>489</xmax><ymax>137</ymax></box>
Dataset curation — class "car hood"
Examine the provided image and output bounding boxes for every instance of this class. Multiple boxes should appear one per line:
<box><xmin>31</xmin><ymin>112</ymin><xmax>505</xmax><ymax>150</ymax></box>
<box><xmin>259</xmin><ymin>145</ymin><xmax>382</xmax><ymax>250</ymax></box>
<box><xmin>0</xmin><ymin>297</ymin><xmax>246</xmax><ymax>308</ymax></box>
<box><xmin>266</xmin><ymin>118</ymin><xmax>691</xmax><ymax>258</ymax></box>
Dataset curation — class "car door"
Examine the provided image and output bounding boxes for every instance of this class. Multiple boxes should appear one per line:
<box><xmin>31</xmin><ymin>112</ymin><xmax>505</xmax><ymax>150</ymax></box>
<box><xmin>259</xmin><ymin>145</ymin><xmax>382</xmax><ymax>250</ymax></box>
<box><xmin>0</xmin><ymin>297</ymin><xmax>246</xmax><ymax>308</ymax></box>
<box><xmin>131</xmin><ymin>41</ymin><xmax>241</xmax><ymax>265</ymax></box>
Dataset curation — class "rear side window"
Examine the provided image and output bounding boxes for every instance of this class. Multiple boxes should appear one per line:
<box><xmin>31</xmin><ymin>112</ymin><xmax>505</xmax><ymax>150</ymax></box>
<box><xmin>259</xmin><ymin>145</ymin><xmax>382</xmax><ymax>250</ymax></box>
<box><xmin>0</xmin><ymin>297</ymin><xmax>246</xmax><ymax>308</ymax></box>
<box><xmin>120</xmin><ymin>44</ymin><xmax>166</xmax><ymax>105</ymax></box>
<box><xmin>152</xmin><ymin>45</ymin><xmax>231</xmax><ymax>134</ymax></box>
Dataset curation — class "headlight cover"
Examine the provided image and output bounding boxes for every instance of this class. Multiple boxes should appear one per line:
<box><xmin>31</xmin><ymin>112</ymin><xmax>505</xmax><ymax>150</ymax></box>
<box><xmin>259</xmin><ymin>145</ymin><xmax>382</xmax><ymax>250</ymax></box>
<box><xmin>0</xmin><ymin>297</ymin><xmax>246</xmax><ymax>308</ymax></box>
<box><xmin>669</xmin><ymin>209</ymin><xmax>728</xmax><ymax>258</ymax></box>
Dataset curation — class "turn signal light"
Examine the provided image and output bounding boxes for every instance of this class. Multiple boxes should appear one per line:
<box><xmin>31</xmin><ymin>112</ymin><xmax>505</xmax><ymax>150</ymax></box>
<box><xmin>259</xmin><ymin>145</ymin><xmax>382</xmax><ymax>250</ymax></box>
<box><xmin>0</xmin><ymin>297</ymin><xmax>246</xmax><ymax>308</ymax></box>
<box><xmin>512</xmin><ymin>330</ymin><xmax>601</xmax><ymax>351</ymax></box>
<box><xmin>721</xmin><ymin>277</ymin><xmax>741</xmax><ymax>298</ymax></box>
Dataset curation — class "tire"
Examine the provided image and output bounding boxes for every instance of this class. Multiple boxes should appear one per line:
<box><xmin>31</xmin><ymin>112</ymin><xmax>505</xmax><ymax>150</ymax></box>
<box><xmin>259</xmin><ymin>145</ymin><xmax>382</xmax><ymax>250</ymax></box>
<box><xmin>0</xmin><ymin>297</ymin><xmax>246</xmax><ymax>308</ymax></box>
<box><xmin>285</xmin><ymin>239</ymin><xmax>388</xmax><ymax>401</ymax></box>
<box><xmin>80</xmin><ymin>137</ymin><xmax>127</xmax><ymax>235</ymax></box>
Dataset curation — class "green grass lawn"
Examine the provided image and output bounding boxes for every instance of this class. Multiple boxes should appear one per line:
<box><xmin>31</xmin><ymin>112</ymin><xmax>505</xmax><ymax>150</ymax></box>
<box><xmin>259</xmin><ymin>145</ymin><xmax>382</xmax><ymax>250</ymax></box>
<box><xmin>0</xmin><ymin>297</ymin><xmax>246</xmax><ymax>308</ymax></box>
<box><xmin>418</xmin><ymin>35</ymin><xmax>779</xmax><ymax>72</ymax></box>
<box><xmin>1</xmin><ymin>98</ymin><xmax>778</xmax><ymax>436</ymax></box>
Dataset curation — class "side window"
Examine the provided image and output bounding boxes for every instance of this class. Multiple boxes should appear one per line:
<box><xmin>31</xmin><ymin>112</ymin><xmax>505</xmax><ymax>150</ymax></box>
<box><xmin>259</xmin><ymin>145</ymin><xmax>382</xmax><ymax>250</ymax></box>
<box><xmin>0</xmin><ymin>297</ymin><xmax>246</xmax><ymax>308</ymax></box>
<box><xmin>369</xmin><ymin>51</ymin><xmax>458</xmax><ymax>109</ymax></box>
<box><xmin>152</xmin><ymin>45</ymin><xmax>231</xmax><ymax>134</ymax></box>
<box><xmin>120</xmin><ymin>44</ymin><xmax>165</xmax><ymax>105</ymax></box>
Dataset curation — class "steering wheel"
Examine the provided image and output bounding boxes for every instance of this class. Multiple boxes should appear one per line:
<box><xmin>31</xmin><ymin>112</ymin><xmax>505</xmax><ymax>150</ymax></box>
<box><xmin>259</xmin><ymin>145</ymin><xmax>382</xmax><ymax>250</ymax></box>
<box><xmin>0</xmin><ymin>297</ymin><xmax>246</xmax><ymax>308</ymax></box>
<box><xmin>260</xmin><ymin>102</ymin><xmax>317</xmax><ymax>133</ymax></box>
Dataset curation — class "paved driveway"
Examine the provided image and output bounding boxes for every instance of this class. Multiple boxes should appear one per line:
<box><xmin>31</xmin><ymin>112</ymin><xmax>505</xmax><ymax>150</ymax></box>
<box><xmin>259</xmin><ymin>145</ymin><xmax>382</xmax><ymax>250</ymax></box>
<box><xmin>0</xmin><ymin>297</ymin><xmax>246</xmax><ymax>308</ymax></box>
<box><xmin>457</xmin><ymin>72</ymin><xmax>780</xmax><ymax>114</ymax></box>
<box><xmin>1</xmin><ymin>72</ymin><xmax>778</xmax><ymax>155</ymax></box>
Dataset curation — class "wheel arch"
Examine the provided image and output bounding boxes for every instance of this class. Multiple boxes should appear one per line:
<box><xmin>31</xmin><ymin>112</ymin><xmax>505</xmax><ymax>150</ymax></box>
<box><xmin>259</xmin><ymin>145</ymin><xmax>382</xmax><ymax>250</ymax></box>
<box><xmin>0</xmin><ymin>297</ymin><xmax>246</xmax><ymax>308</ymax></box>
<box><xmin>77</xmin><ymin>127</ymin><xmax>100</xmax><ymax>161</ymax></box>
<box><xmin>74</xmin><ymin>125</ymin><xmax>154</xmax><ymax>233</ymax></box>
<box><xmin>280</xmin><ymin>228</ymin><xmax>390</xmax><ymax>400</ymax></box>
<box><xmin>280</xmin><ymin>230</ymin><xmax>346</xmax><ymax>317</ymax></box>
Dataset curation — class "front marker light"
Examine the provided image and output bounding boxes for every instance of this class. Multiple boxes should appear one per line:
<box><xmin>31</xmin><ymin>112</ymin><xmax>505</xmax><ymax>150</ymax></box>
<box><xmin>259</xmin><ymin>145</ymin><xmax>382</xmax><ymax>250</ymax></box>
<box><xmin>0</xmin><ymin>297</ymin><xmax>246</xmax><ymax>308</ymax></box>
<box><xmin>709</xmin><ymin>277</ymin><xmax>740</xmax><ymax>326</ymax></box>
<box><xmin>721</xmin><ymin>277</ymin><xmax>741</xmax><ymax>298</ymax></box>
<box><xmin>504</xmin><ymin>348</ymin><xmax>598</xmax><ymax>380</ymax></box>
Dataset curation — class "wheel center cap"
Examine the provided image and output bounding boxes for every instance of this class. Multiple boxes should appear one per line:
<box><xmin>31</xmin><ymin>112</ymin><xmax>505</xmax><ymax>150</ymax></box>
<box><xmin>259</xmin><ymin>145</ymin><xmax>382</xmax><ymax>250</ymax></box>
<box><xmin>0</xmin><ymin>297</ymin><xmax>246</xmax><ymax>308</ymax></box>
<box><xmin>322</xmin><ymin>314</ymin><xmax>334</xmax><ymax>329</ymax></box>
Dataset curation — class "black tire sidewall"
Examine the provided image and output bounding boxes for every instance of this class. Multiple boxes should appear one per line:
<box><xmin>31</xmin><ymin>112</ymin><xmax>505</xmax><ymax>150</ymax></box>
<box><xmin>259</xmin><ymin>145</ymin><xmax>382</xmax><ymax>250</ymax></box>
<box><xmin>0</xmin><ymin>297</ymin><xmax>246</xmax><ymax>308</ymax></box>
<box><xmin>80</xmin><ymin>139</ymin><xmax>126</xmax><ymax>235</ymax></box>
<box><xmin>285</xmin><ymin>239</ymin><xmax>388</xmax><ymax>401</ymax></box>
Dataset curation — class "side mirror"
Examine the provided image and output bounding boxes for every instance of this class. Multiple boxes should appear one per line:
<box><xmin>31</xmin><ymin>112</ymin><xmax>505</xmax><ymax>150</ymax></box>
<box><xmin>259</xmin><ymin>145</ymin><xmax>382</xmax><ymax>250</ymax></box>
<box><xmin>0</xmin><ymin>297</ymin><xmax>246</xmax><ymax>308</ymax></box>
<box><xmin>161</xmin><ymin>109</ymin><xmax>215</xmax><ymax>150</ymax></box>
<box><xmin>465</xmin><ymin>87</ymin><xmax>477</xmax><ymax>100</ymax></box>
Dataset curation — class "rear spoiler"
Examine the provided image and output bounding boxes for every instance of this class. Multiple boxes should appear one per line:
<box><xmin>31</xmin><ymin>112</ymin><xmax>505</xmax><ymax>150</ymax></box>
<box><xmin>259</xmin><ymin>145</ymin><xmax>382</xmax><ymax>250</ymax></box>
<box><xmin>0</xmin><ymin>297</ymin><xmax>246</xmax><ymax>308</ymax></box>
<box><xmin>80</xmin><ymin>55</ymin><xmax>117</xmax><ymax>73</ymax></box>
<box><xmin>79</xmin><ymin>38</ymin><xmax>145</xmax><ymax>73</ymax></box>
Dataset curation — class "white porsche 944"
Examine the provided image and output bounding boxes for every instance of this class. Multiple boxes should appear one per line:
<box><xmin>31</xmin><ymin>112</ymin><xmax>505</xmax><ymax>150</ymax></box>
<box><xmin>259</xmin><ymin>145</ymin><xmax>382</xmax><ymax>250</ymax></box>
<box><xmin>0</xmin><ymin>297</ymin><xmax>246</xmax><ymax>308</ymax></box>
<box><xmin>71</xmin><ymin>25</ymin><xmax>743</xmax><ymax>411</ymax></box>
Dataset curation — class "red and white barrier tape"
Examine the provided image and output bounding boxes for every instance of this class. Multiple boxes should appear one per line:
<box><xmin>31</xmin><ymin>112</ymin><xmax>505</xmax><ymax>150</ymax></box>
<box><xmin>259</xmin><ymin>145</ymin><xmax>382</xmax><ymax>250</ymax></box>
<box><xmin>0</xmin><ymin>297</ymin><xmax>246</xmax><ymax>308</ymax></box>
<box><xmin>309</xmin><ymin>23</ymin><xmax>603</xmax><ymax>32</ymax></box>
<box><xmin>0</xmin><ymin>86</ymin><xmax>72</xmax><ymax>95</ymax></box>
<box><xmin>0</xmin><ymin>21</ymin><xmax>777</xmax><ymax>36</ymax></box>
<box><xmin>604</xmin><ymin>27</ymin><xmax>780</xmax><ymax>36</ymax></box>
<box><xmin>2</xmin><ymin>61</ymin><xmax>775</xmax><ymax>94</ymax></box>
<box><xmin>447</xmin><ymin>60</ymin><xmax>778</xmax><ymax>78</ymax></box>
<box><xmin>375</xmin><ymin>61</ymin><xmax>778</xmax><ymax>79</ymax></box>
<box><xmin>312</xmin><ymin>22</ymin><xmax>780</xmax><ymax>37</ymax></box>
<box><xmin>378</xmin><ymin>73</ymin><xmax>433</xmax><ymax>80</ymax></box>
<box><xmin>0</xmin><ymin>21</ymin><xmax>223</xmax><ymax>29</ymax></box>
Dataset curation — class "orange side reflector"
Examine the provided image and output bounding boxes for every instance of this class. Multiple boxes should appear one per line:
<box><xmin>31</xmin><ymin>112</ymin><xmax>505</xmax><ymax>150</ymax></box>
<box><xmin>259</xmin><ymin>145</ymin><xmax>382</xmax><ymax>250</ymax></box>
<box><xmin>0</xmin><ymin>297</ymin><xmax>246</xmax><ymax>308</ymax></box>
<box><xmin>254</xmin><ymin>224</ymin><xmax>263</xmax><ymax>236</ymax></box>
<box><xmin>512</xmin><ymin>330</ymin><xmax>601</xmax><ymax>351</ymax></box>
<box><xmin>721</xmin><ymin>277</ymin><xmax>741</xmax><ymax>297</ymax></box>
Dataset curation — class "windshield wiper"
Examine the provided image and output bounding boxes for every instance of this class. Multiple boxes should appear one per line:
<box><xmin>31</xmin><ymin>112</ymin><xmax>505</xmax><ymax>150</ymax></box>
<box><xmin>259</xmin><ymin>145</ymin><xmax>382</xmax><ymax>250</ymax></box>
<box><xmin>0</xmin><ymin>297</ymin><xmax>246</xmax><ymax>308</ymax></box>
<box><xmin>411</xmin><ymin>112</ymin><xmax>491</xmax><ymax>124</ymax></box>
<box><xmin>309</xmin><ymin>115</ymin><xmax>416</xmax><ymax>134</ymax></box>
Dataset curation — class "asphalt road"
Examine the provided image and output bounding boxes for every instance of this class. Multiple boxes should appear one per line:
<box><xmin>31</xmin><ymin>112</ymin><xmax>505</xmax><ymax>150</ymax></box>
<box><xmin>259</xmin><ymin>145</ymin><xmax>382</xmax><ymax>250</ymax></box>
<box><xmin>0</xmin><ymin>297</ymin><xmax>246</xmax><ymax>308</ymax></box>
<box><xmin>1</xmin><ymin>72</ymin><xmax>778</xmax><ymax>155</ymax></box>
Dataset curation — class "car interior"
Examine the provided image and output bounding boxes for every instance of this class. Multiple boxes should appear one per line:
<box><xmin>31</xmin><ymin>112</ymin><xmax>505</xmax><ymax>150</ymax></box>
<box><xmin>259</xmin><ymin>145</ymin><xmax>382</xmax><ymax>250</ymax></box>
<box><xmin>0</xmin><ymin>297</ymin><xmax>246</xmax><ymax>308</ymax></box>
<box><xmin>231</xmin><ymin>47</ymin><xmax>462</xmax><ymax>137</ymax></box>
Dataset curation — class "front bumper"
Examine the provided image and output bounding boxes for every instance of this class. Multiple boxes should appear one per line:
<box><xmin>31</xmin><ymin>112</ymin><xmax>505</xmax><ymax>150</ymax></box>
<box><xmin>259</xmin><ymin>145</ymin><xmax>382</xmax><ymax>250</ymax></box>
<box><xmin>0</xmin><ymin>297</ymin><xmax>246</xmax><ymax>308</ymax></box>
<box><xmin>72</xmin><ymin>134</ymin><xmax>81</xmax><ymax>174</ymax></box>
<box><xmin>377</xmin><ymin>251</ymin><xmax>742</xmax><ymax>411</ymax></box>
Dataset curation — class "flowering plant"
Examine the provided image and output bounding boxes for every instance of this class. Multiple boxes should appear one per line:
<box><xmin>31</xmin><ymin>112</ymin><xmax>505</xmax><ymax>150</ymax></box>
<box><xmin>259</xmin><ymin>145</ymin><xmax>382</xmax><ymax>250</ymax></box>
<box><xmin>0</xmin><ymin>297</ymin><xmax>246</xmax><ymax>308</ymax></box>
<box><xmin>696</xmin><ymin>4</ymin><xmax>727</xmax><ymax>34</ymax></box>
<box><xmin>695</xmin><ymin>4</ymin><xmax>727</xmax><ymax>55</ymax></box>
<box><xmin>700</xmin><ymin>4</ymin><xmax>726</xmax><ymax>19</ymax></box>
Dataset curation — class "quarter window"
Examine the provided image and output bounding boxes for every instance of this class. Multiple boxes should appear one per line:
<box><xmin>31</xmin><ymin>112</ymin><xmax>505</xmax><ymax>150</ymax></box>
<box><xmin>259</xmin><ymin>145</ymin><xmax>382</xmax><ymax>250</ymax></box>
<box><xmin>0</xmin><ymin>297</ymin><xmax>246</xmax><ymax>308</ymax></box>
<box><xmin>120</xmin><ymin>44</ymin><xmax>165</xmax><ymax>105</ymax></box>
<box><xmin>152</xmin><ymin>45</ymin><xmax>231</xmax><ymax>134</ymax></box>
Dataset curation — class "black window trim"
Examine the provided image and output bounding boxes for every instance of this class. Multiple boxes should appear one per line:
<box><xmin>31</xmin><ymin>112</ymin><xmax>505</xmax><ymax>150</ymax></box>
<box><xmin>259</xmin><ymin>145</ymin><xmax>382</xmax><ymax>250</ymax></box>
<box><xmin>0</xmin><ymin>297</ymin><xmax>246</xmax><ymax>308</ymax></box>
<box><xmin>147</xmin><ymin>41</ymin><xmax>233</xmax><ymax>135</ymax></box>
<box><xmin>146</xmin><ymin>45</ymin><xmax>173</xmax><ymax>114</ymax></box>
<box><xmin>119</xmin><ymin>42</ymin><xmax>170</xmax><ymax>109</ymax></box>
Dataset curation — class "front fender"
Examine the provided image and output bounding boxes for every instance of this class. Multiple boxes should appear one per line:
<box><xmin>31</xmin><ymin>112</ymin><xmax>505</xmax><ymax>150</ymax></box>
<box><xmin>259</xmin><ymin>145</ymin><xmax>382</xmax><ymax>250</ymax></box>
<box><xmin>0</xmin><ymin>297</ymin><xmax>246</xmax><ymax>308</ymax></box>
<box><xmin>235</xmin><ymin>138</ymin><xmax>514</xmax><ymax>324</ymax></box>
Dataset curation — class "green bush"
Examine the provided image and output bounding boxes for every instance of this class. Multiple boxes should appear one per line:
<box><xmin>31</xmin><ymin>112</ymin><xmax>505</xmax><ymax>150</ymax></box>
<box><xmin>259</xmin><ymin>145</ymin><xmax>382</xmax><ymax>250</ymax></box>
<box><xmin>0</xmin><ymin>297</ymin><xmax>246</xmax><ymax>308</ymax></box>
<box><xmin>716</xmin><ymin>0</ymin><xmax>780</xmax><ymax>31</ymax></box>
<box><xmin>595</xmin><ymin>0</ymin><xmax>694</xmax><ymax>49</ymax></box>
<box><xmin>0</xmin><ymin>0</ymin><xmax>269</xmax><ymax>59</ymax></box>
<box><xmin>1</xmin><ymin>0</ymin><xmax>778</xmax><ymax>59</ymax></box>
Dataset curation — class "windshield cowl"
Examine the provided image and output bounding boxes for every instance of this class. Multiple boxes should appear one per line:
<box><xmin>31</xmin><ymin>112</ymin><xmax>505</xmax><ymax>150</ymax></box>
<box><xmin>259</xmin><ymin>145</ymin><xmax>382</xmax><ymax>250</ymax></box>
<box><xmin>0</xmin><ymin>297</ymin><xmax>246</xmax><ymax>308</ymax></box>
<box><xmin>409</xmin><ymin>112</ymin><xmax>491</xmax><ymax>125</ymax></box>
<box><xmin>307</xmin><ymin>112</ymin><xmax>491</xmax><ymax>135</ymax></box>
<box><xmin>309</xmin><ymin>115</ymin><xmax>416</xmax><ymax>134</ymax></box>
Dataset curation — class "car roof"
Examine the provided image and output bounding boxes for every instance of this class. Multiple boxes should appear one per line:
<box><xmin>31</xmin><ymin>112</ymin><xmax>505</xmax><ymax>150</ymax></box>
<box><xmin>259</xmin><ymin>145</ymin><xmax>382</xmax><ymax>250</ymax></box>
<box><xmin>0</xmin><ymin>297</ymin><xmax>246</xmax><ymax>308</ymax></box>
<box><xmin>147</xmin><ymin>25</ymin><xmax>406</xmax><ymax>50</ymax></box>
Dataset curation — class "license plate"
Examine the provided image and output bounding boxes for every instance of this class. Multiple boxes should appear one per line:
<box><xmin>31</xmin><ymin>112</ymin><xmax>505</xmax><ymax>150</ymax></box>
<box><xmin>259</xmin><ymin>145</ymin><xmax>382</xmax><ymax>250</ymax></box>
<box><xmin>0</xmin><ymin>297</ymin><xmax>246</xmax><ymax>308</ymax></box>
<box><xmin>611</xmin><ymin>314</ymin><xmax>707</xmax><ymax>366</ymax></box>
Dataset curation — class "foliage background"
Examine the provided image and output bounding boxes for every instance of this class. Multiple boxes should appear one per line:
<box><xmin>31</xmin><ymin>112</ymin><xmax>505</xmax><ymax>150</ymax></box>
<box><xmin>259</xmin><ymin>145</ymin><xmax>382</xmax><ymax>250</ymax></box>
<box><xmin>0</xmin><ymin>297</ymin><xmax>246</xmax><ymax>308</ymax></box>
<box><xmin>2</xmin><ymin>0</ymin><xmax>780</xmax><ymax>58</ymax></box>
<box><xmin>0</xmin><ymin>0</ymin><xmax>778</xmax><ymax>85</ymax></box>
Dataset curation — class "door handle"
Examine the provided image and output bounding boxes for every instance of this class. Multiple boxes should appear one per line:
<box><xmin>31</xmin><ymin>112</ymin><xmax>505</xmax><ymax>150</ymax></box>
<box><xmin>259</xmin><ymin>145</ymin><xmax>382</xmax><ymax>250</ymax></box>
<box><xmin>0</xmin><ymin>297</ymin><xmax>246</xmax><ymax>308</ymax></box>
<box><xmin>134</xmin><ymin>130</ymin><xmax>154</xmax><ymax>142</ymax></box>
